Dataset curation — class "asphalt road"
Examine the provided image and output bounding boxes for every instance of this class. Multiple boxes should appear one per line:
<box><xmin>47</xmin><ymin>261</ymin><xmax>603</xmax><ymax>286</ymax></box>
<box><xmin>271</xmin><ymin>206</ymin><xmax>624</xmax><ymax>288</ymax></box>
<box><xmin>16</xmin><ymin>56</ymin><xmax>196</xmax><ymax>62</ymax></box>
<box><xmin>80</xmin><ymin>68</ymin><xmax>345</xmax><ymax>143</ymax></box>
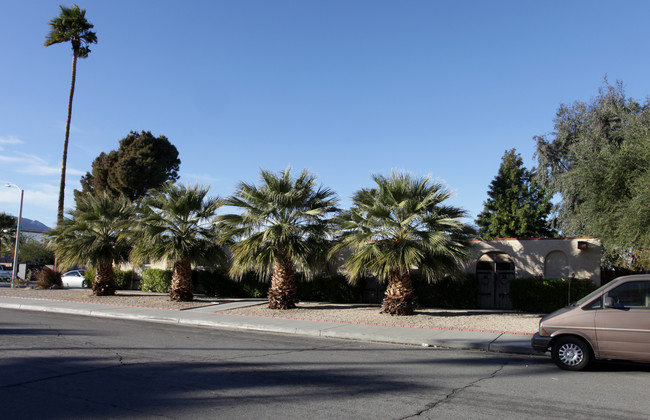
<box><xmin>1</xmin><ymin>308</ymin><xmax>648</xmax><ymax>419</ymax></box>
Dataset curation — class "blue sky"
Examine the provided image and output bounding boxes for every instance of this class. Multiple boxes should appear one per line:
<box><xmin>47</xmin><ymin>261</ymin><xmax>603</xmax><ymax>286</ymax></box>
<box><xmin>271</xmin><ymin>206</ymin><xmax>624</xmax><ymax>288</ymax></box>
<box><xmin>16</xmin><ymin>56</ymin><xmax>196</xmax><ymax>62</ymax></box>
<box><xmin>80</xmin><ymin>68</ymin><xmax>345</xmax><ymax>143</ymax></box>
<box><xmin>2</xmin><ymin>0</ymin><xmax>650</xmax><ymax>229</ymax></box>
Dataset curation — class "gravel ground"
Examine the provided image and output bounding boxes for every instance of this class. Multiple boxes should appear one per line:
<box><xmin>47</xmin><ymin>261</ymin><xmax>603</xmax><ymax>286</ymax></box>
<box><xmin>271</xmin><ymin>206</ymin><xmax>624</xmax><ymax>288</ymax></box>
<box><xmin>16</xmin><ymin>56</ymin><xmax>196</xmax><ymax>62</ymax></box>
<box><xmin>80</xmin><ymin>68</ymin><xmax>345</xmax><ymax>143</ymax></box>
<box><xmin>226</xmin><ymin>302</ymin><xmax>541</xmax><ymax>334</ymax></box>
<box><xmin>0</xmin><ymin>287</ymin><xmax>541</xmax><ymax>334</ymax></box>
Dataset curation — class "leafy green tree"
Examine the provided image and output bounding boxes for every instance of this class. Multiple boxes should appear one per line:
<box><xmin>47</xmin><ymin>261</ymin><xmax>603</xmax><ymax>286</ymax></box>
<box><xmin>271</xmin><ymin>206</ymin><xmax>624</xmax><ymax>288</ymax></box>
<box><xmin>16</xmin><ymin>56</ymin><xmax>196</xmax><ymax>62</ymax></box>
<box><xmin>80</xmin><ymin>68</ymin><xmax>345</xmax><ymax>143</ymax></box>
<box><xmin>476</xmin><ymin>149</ymin><xmax>553</xmax><ymax>238</ymax></box>
<box><xmin>49</xmin><ymin>193</ymin><xmax>133</xmax><ymax>296</ymax></box>
<box><xmin>0</xmin><ymin>212</ymin><xmax>15</xmax><ymax>257</ymax></box>
<box><xmin>131</xmin><ymin>183</ymin><xmax>226</xmax><ymax>301</ymax></box>
<box><xmin>45</xmin><ymin>4</ymin><xmax>97</xmax><ymax>225</ymax></box>
<box><xmin>77</xmin><ymin>131</ymin><xmax>180</xmax><ymax>201</ymax></box>
<box><xmin>219</xmin><ymin>168</ymin><xmax>339</xmax><ymax>309</ymax></box>
<box><xmin>535</xmin><ymin>81</ymin><xmax>650</xmax><ymax>269</ymax></box>
<box><xmin>18</xmin><ymin>236</ymin><xmax>55</xmax><ymax>265</ymax></box>
<box><xmin>332</xmin><ymin>171</ymin><xmax>474</xmax><ymax>315</ymax></box>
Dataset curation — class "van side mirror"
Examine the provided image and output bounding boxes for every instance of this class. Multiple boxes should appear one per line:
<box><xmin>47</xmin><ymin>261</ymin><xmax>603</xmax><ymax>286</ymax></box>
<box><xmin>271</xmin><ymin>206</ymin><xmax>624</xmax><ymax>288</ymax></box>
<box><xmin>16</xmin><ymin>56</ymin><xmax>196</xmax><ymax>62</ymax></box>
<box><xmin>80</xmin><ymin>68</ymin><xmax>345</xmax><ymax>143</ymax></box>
<box><xmin>604</xmin><ymin>296</ymin><xmax>625</xmax><ymax>309</ymax></box>
<box><xmin>604</xmin><ymin>297</ymin><xmax>614</xmax><ymax>308</ymax></box>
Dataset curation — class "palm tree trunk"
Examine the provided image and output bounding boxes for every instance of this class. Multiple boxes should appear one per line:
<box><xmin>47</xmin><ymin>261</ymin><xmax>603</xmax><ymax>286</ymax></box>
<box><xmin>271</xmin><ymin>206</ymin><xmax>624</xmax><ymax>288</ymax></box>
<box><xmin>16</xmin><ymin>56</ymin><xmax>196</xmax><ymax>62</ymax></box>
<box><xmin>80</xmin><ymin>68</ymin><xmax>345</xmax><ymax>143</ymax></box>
<box><xmin>93</xmin><ymin>261</ymin><xmax>116</xmax><ymax>296</ymax></box>
<box><xmin>170</xmin><ymin>259</ymin><xmax>193</xmax><ymax>301</ymax></box>
<box><xmin>268</xmin><ymin>252</ymin><xmax>297</xmax><ymax>309</ymax></box>
<box><xmin>54</xmin><ymin>50</ymin><xmax>78</xmax><ymax>271</ymax></box>
<box><xmin>381</xmin><ymin>268</ymin><xmax>415</xmax><ymax>315</ymax></box>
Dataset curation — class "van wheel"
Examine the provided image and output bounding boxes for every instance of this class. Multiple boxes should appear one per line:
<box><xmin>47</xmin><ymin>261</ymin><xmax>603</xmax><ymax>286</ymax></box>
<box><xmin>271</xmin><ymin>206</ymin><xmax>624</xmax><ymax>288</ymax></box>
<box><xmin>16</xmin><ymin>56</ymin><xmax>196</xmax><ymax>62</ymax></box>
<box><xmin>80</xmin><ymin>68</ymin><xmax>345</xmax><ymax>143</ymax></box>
<box><xmin>551</xmin><ymin>337</ymin><xmax>591</xmax><ymax>371</ymax></box>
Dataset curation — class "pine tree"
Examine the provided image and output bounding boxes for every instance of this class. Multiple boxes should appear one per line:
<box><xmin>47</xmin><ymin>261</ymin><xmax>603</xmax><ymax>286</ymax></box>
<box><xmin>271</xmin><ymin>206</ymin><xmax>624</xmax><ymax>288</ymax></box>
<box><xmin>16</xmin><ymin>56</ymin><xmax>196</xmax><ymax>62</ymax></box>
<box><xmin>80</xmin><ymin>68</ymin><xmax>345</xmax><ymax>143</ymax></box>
<box><xmin>76</xmin><ymin>131</ymin><xmax>180</xmax><ymax>202</ymax></box>
<box><xmin>476</xmin><ymin>149</ymin><xmax>553</xmax><ymax>238</ymax></box>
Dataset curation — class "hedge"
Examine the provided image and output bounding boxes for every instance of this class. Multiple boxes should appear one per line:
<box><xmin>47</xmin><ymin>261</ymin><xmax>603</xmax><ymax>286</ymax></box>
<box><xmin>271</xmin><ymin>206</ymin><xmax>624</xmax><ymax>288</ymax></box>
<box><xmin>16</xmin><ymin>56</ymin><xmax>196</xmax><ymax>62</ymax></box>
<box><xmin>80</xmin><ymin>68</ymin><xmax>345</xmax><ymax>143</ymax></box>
<box><xmin>140</xmin><ymin>268</ymin><xmax>172</xmax><ymax>293</ymax></box>
<box><xmin>193</xmin><ymin>269</ymin><xmax>364</xmax><ymax>303</ymax></box>
<box><xmin>141</xmin><ymin>267</ymin><xmax>482</xmax><ymax>308</ymax></box>
<box><xmin>509</xmin><ymin>277</ymin><xmax>597</xmax><ymax>313</ymax></box>
<box><xmin>411</xmin><ymin>274</ymin><xmax>479</xmax><ymax>309</ymax></box>
<box><xmin>113</xmin><ymin>270</ymin><xmax>133</xmax><ymax>290</ymax></box>
<box><xmin>197</xmin><ymin>271</ymin><xmax>478</xmax><ymax>307</ymax></box>
<box><xmin>296</xmin><ymin>274</ymin><xmax>365</xmax><ymax>304</ymax></box>
<box><xmin>194</xmin><ymin>270</ymin><xmax>267</xmax><ymax>298</ymax></box>
<box><xmin>83</xmin><ymin>268</ymin><xmax>133</xmax><ymax>290</ymax></box>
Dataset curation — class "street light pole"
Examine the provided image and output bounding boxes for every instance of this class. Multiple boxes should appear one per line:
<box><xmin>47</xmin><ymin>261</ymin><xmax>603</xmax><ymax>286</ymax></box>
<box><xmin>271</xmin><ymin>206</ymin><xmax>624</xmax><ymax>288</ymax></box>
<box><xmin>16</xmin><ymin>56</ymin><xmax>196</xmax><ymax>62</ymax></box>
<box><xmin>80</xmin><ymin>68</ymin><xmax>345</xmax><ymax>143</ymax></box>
<box><xmin>5</xmin><ymin>184</ymin><xmax>23</xmax><ymax>287</ymax></box>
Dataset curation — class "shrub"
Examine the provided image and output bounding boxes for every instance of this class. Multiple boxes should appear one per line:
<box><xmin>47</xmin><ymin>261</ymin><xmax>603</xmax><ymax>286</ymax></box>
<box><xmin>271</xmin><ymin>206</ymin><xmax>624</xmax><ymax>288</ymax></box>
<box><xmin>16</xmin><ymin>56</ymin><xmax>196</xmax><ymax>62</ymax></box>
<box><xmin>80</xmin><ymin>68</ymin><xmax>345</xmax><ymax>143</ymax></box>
<box><xmin>84</xmin><ymin>268</ymin><xmax>133</xmax><ymax>290</ymax></box>
<box><xmin>296</xmin><ymin>274</ymin><xmax>364</xmax><ymax>303</ymax></box>
<box><xmin>35</xmin><ymin>266</ymin><xmax>63</xmax><ymax>289</ymax></box>
<box><xmin>194</xmin><ymin>271</ymin><xmax>366</xmax><ymax>302</ymax></box>
<box><xmin>113</xmin><ymin>270</ymin><xmax>133</xmax><ymax>290</ymax></box>
<box><xmin>193</xmin><ymin>269</ymin><xmax>230</xmax><ymax>296</ymax></box>
<box><xmin>412</xmin><ymin>274</ymin><xmax>479</xmax><ymax>309</ymax></box>
<box><xmin>239</xmin><ymin>273</ymin><xmax>267</xmax><ymax>298</ymax></box>
<box><xmin>211</xmin><ymin>274</ymin><xmax>246</xmax><ymax>297</ymax></box>
<box><xmin>140</xmin><ymin>268</ymin><xmax>172</xmax><ymax>293</ymax></box>
<box><xmin>196</xmin><ymin>270</ymin><xmax>266</xmax><ymax>298</ymax></box>
<box><xmin>434</xmin><ymin>274</ymin><xmax>478</xmax><ymax>309</ymax></box>
<box><xmin>84</xmin><ymin>268</ymin><xmax>95</xmax><ymax>287</ymax></box>
<box><xmin>510</xmin><ymin>277</ymin><xmax>597</xmax><ymax>313</ymax></box>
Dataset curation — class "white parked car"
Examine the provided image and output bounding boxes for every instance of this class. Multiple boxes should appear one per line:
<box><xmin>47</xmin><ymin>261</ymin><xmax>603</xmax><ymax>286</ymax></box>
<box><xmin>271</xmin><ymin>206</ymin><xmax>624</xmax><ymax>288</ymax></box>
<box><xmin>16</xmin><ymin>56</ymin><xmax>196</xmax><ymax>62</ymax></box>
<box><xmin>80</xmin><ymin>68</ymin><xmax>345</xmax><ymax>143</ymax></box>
<box><xmin>61</xmin><ymin>270</ymin><xmax>88</xmax><ymax>288</ymax></box>
<box><xmin>0</xmin><ymin>266</ymin><xmax>12</xmax><ymax>282</ymax></box>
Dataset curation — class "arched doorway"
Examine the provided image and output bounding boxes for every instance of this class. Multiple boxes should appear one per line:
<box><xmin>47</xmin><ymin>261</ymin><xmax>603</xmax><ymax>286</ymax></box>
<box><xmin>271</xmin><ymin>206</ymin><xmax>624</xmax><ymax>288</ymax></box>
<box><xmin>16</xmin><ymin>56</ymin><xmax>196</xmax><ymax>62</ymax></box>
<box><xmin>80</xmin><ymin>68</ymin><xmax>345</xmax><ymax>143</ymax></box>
<box><xmin>476</xmin><ymin>252</ymin><xmax>514</xmax><ymax>309</ymax></box>
<box><xmin>545</xmin><ymin>250</ymin><xmax>569</xmax><ymax>279</ymax></box>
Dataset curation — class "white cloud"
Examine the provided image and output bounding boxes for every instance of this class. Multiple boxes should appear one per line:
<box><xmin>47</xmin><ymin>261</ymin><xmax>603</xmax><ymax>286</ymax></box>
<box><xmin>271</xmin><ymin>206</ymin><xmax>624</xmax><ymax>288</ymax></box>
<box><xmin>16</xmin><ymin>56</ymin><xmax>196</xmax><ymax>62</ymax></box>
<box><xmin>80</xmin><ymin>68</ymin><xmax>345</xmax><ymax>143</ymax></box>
<box><xmin>0</xmin><ymin>135</ymin><xmax>23</xmax><ymax>152</ymax></box>
<box><xmin>0</xmin><ymin>135</ymin><xmax>23</xmax><ymax>144</ymax></box>
<box><xmin>181</xmin><ymin>173</ymin><xmax>223</xmax><ymax>184</ymax></box>
<box><xmin>0</xmin><ymin>152</ymin><xmax>84</xmax><ymax>176</ymax></box>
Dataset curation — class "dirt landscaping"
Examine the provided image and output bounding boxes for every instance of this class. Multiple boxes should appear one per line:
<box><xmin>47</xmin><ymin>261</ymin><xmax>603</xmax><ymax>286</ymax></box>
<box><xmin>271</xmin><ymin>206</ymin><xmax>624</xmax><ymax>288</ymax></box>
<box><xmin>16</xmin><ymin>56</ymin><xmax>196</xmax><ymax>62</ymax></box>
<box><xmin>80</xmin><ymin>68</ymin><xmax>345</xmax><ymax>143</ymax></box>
<box><xmin>0</xmin><ymin>287</ymin><xmax>541</xmax><ymax>334</ymax></box>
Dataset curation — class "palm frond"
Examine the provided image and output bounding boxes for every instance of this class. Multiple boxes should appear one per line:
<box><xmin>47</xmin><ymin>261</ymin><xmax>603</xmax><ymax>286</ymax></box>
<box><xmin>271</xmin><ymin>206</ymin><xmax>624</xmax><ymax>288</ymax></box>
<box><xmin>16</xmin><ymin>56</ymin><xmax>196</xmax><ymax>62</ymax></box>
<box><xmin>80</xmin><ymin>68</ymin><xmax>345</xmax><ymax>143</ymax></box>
<box><xmin>219</xmin><ymin>168</ymin><xmax>339</xmax><ymax>281</ymax></box>
<box><xmin>45</xmin><ymin>5</ymin><xmax>97</xmax><ymax>52</ymax></box>
<box><xmin>49</xmin><ymin>193</ymin><xmax>133</xmax><ymax>270</ymax></box>
<box><xmin>335</xmin><ymin>170</ymin><xmax>475</xmax><ymax>283</ymax></box>
<box><xmin>131</xmin><ymin>183</ymin><xmax>227</xmax><ymax>268</ymax></box>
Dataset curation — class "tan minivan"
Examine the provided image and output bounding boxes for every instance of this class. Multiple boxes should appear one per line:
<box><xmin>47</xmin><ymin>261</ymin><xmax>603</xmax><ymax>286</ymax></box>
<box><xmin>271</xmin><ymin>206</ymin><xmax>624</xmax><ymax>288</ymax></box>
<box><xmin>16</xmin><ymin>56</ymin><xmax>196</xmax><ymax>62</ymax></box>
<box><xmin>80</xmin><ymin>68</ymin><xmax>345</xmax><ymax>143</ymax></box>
<box><xmin>531</xmin><ymin>274</ymin><xmax>650</xmax><ymax>370</ymax></box>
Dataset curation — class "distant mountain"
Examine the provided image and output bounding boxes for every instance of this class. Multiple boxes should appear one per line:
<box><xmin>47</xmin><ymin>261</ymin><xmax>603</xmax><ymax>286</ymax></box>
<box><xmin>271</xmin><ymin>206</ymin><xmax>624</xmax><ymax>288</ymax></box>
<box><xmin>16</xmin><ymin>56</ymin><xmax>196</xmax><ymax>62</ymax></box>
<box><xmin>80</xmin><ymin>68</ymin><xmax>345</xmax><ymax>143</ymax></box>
<box><xmin>8</xmin><ymin>216</ymin><xmax>51</xmax><ymax>233</ymax></box>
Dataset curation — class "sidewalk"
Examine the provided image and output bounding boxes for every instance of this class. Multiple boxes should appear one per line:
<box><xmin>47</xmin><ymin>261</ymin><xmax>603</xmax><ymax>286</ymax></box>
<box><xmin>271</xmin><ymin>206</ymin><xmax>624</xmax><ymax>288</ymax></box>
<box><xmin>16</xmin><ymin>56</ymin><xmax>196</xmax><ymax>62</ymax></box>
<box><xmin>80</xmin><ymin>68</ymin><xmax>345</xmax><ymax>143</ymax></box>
<box><xmin>0</xmin><ymin>295</ymin><xmax>539</xmax><ymax>356</ymax></box>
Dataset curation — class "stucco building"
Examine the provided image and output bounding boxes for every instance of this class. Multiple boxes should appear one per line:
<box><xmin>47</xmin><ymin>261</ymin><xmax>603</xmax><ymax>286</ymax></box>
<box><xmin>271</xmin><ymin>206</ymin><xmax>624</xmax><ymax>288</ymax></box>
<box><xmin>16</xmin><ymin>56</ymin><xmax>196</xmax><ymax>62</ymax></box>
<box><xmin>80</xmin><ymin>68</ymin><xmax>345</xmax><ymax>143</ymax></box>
<box><xmin>465</xmin><ymin>237</ymin><xmax>601</xmax><ymax>309</ymax></box>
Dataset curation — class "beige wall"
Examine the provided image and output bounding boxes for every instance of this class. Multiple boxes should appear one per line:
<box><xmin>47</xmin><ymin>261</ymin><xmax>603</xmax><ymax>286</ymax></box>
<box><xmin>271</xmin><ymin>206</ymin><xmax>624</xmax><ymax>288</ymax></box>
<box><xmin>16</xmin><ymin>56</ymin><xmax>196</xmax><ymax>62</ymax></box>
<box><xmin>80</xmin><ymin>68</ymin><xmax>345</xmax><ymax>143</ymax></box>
<box><xmin>465</xmin><ymin>237</ymin><xmax>602</xmax><ymax>285</ymax></box>
<box><xmin>118</xmin><ymin>238</ymin><xmax>603</xmax><ymax>286</ymax></box>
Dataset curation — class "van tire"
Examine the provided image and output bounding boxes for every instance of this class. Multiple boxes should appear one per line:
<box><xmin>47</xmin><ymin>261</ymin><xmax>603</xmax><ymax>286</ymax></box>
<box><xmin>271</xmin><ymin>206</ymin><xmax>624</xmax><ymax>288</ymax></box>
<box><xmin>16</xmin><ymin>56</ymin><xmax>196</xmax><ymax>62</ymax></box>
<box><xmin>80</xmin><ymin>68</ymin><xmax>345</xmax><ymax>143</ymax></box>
<box><xmin>551</xmin><ymin>336</ymin><xmax>591</xmax><ymax>371</ymax></box>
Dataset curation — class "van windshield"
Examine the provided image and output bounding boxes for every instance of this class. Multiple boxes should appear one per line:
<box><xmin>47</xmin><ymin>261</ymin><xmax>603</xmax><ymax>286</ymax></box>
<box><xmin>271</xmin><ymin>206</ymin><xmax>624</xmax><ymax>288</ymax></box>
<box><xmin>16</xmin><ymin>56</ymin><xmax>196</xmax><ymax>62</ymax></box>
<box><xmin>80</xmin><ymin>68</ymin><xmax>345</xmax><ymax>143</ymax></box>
<box><xmin>575</xmin><ymin>280</ymin><xmax>618</xmax><ymax>306</ymax></box>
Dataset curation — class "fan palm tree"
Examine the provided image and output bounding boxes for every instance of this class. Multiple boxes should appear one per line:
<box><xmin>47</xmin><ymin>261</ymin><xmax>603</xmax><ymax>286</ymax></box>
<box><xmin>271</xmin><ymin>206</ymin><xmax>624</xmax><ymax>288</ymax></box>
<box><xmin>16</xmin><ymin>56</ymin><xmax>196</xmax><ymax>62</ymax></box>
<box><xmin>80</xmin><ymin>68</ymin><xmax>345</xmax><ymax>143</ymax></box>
<box><xmin>219</xmin><ymin>168</ymin><xmax>339</xmax><ymax>309</ymax></box>
<box><xmin>131</xmin><ymin>183</ymin><xmax>226</xmax><ymax>302</ymax></box>
<box><xmin>49</xmin><ymin>193</ymin><xmax>133</xmax><ymax>296</ymax></box>
<box><xmin>45</xmin><ymin>4</ymin><xmax>97</xmax><ymax>226</ymax></box>
<box><xmin>332</xmin><ymin>171</ymin><xmax>474</xmax><ymax>315</ymax></box>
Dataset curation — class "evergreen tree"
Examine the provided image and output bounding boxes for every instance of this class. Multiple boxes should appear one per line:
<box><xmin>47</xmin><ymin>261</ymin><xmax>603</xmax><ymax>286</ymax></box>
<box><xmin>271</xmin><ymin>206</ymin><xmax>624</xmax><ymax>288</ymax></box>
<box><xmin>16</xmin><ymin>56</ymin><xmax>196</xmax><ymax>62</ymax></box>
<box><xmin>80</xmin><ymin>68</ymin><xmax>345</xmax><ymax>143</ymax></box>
<box><xmin>19</xmin><ymin>236</ymin><xmax>55</xmax><ymax>265</ymax></box>
<box><xmin>76</xmin><ymin>131</ymin><xmax>180</xmax><ymax>201</ymax></box>
<box><xmin>0</xmin><ymin>212</ymin><xmax>16</xmax><ymax>257</ymax></box>
<box><xmin>476</xmin><ymin>149</ymin><xmax>553</xmax><ymax>238</ymax></box>
<box><xmin>535</xmin><ymin>81</ymin><xmax>650</xmax><ymax>269</ymax></box>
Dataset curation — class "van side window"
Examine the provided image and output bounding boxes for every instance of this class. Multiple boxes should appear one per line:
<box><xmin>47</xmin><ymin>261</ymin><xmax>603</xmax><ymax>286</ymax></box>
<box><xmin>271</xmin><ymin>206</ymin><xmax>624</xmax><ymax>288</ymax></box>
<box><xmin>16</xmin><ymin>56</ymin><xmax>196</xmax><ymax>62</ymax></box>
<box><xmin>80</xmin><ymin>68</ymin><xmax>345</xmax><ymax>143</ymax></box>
<box><xmin>584</xmin><ymin>296</ymin><xmax>602</xmax><ymax>310</ymax></box>
<box><xmin>605</xmin><ymin>281</ymin><xmax>650</xmax><ymax>309</ymax></box>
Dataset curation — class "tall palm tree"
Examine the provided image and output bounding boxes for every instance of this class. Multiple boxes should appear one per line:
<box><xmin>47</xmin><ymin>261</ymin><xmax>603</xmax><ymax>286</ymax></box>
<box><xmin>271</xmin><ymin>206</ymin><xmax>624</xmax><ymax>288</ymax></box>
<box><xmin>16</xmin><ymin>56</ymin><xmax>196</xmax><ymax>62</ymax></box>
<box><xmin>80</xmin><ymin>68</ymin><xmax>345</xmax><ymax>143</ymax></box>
<box><xmin>49</xmin><ymin>193</ymin><xmax>133</xmax><ymax>296</ymax></box>
<box><xmin>219</xmin><ymin>168</ymin><xmax>339</xmax><ymax>309</ymax></box>
<box><xmin>332</xmin><ymin>171</ymin><xmax>474</xmax><ymax>315</ymax></box>
<box><xmin>45</xmin><ymin>4</ymin><xmax>97</xmax><ymax>226</ymax></box>
<box><xmin>131</xmin><ymin>183</ymin><xmax>226</xmax><ymax>302</ymax></box>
